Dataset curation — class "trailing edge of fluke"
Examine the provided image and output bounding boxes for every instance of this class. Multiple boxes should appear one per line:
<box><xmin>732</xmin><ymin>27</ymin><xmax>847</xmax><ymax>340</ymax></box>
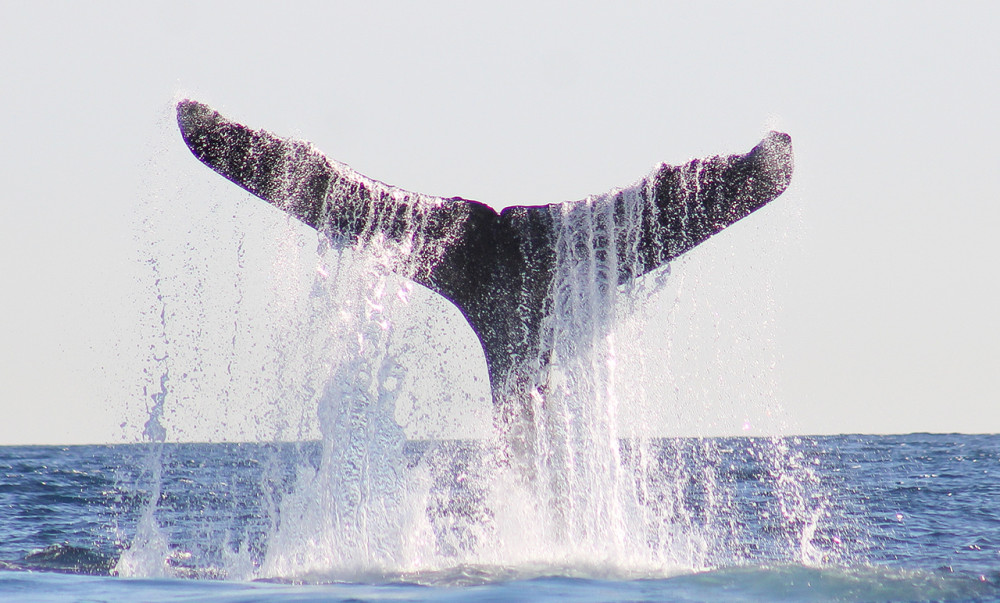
<box><xmin>176</xmin><ymin>99</ymin><xmax>793</xmax><ymax>415</ymax></box>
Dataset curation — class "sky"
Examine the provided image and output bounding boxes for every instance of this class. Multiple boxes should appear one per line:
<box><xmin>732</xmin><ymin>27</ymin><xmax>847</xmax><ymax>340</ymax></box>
<box><xmin>1</xmin><ymin>1</ymin><xmax>998</xmax><ymax>445</ymax></box>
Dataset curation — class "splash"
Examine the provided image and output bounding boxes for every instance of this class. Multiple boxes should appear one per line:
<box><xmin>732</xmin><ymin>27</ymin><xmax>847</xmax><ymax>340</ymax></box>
<box><xmin>120</xmin><ymin>146</ymin><xmax>834</xmax><ymax>583</ymax></box>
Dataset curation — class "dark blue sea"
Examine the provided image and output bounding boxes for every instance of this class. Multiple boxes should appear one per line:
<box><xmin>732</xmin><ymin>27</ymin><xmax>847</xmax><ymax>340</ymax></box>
<box><xmin>2</xmin><ymin>434</ymin><xmax>998</xmax><ymax>602</ymax></box>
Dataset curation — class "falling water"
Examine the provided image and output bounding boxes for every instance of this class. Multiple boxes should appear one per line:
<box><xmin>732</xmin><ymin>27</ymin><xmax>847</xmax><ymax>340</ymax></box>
<box><xmin>118</xmin><ymin>154</ymin><xmax>836</xmax><ymax>583</ymax></box>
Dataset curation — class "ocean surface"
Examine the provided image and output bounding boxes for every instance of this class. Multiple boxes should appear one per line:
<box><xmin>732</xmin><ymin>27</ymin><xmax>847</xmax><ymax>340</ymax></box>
<box><xmin>1</xmin><ymin>433</ymin><xmax>998</xmax><ymax>602</ymax></box>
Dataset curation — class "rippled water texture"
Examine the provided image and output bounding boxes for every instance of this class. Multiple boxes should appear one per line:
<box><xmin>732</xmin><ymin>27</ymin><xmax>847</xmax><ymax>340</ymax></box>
<box><xmin>2</xmin><ymin>436</ymin><xmax>999</xmax><ymax>601</ymax></box>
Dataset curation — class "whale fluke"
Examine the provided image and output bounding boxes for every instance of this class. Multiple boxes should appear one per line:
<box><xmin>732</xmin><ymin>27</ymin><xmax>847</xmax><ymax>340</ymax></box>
<box><xmin>176</xmin><ymin>100</ymin><xmax>793</xmax><ymax>427</ymax></box>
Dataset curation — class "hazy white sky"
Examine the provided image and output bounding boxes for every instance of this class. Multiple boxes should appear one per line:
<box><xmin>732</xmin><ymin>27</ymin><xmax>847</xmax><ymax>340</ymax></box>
<box><xmin>1</xmin><ymin>1</ymin><xmax>998</xmax><ymax>444</ymax></box>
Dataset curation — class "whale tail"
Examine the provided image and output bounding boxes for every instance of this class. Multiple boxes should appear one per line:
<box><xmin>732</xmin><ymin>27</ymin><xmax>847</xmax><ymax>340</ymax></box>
<box><xmin>176</xmin><ymin>100</ymin><xmax>793</xmax><ymax>415</ymax></box>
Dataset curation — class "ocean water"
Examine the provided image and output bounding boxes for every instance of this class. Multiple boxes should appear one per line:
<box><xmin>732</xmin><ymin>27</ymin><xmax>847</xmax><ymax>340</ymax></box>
<box><xmin>1</xmin><ymin>434</ymin><xmax>998</xmax><ymax>602</ymax></box>
<box><xmin>44</xmin><ymin>119</ymin><xmax>995</xmax><ymax>601</ymax></box>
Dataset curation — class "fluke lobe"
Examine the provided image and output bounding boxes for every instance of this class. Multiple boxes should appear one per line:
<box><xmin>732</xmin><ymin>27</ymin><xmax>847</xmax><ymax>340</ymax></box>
<box><xmin>176</xmin><ymin>100</ymin><xmax>793</xmax><ymax>436</ymax></box>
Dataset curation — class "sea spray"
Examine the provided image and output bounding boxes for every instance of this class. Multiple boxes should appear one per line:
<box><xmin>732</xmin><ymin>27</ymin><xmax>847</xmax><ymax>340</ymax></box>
<box><xmin>115</xmin><ymin>257</ymin><xmax>173</xmax><ymax>578</ymax></box>
<box><xmin>258</xmin><ymin>248</ymin><xmax>435</xmax><ymax>579</ymax></box>
<box><xmin>125</xmin><ymin>154</ymin><xmax>837</xmax><ymax>580</ymax></box>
